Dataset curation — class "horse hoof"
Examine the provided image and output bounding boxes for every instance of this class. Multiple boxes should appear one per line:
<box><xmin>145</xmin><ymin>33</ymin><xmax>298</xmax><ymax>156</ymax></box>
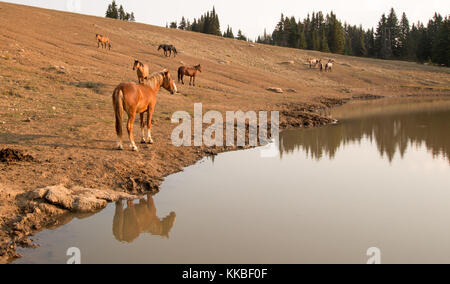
<box><xmin>141</xmin><ymin>140</ymin><xmax>146</xmax><ymax>144</ymax></box>
<box><xmin>147</xmin><ymin>140</ymin><xmax>154</xmax><ymax>145</ymax></box>
<box><xmin>117</xmin><ymin>145</ymin><xmax>124</xmax><ymax>151</ymax></box>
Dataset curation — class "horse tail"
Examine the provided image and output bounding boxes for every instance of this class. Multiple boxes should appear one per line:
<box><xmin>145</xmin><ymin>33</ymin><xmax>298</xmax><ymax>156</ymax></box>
<box><xmin>178</xmin><ymin>67</ymin><xmax>183</xmax><ymax>82</ymax></box>
<box><xmin>112</xmin><ymin>86</ymin><xmax>124</xmax><ymax>138</ymax></box>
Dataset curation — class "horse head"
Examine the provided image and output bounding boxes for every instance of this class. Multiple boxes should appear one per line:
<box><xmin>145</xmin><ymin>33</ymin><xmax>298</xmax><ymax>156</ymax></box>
<box><xmin>133</xmin><ymin>60</ymin><xmax>141</xmax><ymax>70</ymax></box>
<box><xmin>162</xmin><ymin>69</ymin><xmax>177</xmax><ymax>95</ymax></box>
<box><xmin>195</xmin><ymin>64</ymin><xmax>202</xmax><ymax>72</ymax></box>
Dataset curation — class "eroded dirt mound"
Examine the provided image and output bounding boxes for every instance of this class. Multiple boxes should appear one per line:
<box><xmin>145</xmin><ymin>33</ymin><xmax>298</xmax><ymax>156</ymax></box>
<box><xmin>0</xmin><ymin>149</ymin><xmax>35</xmax><ymax>163</ymax></box>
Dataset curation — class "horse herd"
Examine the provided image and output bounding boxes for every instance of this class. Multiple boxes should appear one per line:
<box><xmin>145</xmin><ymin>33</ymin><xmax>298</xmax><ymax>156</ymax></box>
<box><xmin>307</xmin><ymin>58</ymin><xmax>335</xmax><ymax>72</ymax></box>
<box><xmin>96</xmin><ymin>34</ymin><xmax>202</xmax><ymax>151</ymax></box>
<box><xmin>97</xmin><ymin>34</ymin><xmax>335</xmax><ymax>152</ymax></box>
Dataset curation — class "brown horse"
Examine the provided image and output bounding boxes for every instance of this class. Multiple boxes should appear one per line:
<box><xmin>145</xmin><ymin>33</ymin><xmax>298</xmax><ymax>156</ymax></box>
<box><xmin>112</xmin><ymin>70</ymin><xmax>177</xmax><ymax>151</ymax></box>
<box><xmin>133</xmin><ymin>60</ymin><xmax>150</xmax><ymax>84</ymax></box>
<box><xmin>178</xmin><ymin>64</ymin><xmax>202</xmax><ymax>86</ymax></box>
<box><xmin>96</xmin><ymin>34</ymin><xmax>111</xmax><ymax>50</ymax></box>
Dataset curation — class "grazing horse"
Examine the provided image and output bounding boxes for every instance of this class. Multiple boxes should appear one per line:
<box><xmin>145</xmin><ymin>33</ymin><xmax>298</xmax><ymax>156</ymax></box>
<box><xmin>133</xmin><ymin>60</ymin><xmax>150</xmax><ymax>84</ymax></box>
<box><xmin>96</xmin><ymin>34</ymin><xmax>111</xmax><ymax>50</ymax></box>
<box><xmin>308</xmin><ymin>58</ymin><xmax>320</xmax><ymax>68</ymax></box>
<box><xmin>325</xmin><ymin>59</ymin><xmax>335</xmax><ymax>72</ymax></box>
<box><xmin>158</xmin><ymin>44</ymin><xmax>178</xmax><ymax>57</ymax></box>
<box><xmin>112</xmin><ymin>70</ymin><xmax>177</xmax><ymax>151</ymax></box>
<box><xmin>178</xmin><ymin>64</ymin><xmax>202</xmax><ymax>86</ymax></box>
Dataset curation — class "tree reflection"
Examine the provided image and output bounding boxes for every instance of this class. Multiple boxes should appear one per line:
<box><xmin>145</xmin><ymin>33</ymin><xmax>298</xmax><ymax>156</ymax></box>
<box><xmin>280</xmin><ymin>108</ymin><xmax>450</xmax><ymax>163</ymax></box>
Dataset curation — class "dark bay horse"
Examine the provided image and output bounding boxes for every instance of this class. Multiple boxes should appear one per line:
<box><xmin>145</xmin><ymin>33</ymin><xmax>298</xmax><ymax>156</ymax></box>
<box><xmin>96</xmin><ymin>34</ymin><xmax>111</xmax><ymax>50</ymax></box>
<box><xmin>178</xmin><ymin>64</ymin><xmax>202</xmax><ymax>86</ymax></box>
<box><xmin>112</xmin><ymin>70</ymin><xmax>177</xmax><ymax>151</ymax></box>
<box><xmin>158</xmin><ymin>44</ymin><xmax>178</xmax><ymax>57</ymax></box>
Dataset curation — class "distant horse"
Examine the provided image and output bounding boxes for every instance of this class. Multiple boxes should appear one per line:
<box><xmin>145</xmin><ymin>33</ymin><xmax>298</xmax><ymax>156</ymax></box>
<box><xmin>158</xmin><ymin>44</ymin><xmax>178</xmax><ymax>57</ymax></box>
<box><xmin>318</xmin><ymin>59</ymin><xmax>324</xmax><ymax>71</ymax></box>
<box><xmin>96</xmin><ymin>34</ymin><xmax>111</xmax><ymax>50</ymax></box>
<box><xmin>178</xmin><ymin>64</ymin><xmax>202</xmax><ymax>86</ymax></box>
<box><xmin>308</xmin><ymin>58</ymin><xmax>320</xmax><ymax>68</ymax></box>
<box><xmin>112</xmin><ymin>70</ymin><xmax>177</xmax><ymax>151</ymax></box>
<box><xmin>325</xmin><ymin>59</ymin><xmax>335</xmax><ymax>72</ymax></box>
<box><xmin>133</xmin><ymin>60</ymin><xmax>150</xmax><ymax>84</ymax></box>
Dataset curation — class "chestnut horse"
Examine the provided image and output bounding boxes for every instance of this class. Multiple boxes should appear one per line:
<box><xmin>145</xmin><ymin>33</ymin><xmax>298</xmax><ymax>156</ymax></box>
<box><xmin>96</xmin><ymin>34</ymin><xmax>111</xmax><ymax>50</ymax></box>
<box><xmin>133</xmin><ymin>60</ymin><xmax>150</xmax><ymax>84</ymax></box>
<box><xmin>112</xmin><ymin>70</ymin><xmax>177</xmax><ymax>151</ymax></box>
<box><xmin>178</xmin><ymin>64</ymin><xmax>202</xmax><ymax>86</ymax></box>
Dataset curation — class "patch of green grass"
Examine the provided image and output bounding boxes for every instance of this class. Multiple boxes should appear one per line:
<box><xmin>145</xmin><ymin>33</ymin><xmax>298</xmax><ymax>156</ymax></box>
<box><xmin>73</xmin><ymin>81</ymin><xmax>105</xmax><ymax>94</ymax></box>
<box><xmin>400</xmin><ymin>85</ymin><xmax>450</xmax><ymax>91</ymax></box>
<box><xmin>23</xmin><ymin>83</ymin><xmax>39</xmax><ymax>92</ymax></box>
<box><xmin>2</xmin><ymin>90</ymin><xmax>23</xmax><ymax>98</ymax></box>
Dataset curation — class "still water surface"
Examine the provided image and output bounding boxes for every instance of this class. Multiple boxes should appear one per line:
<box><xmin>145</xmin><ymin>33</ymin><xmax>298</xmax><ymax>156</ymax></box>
<box><xmin>15</xmin><ymin>98</ymin><xmax>450</xmax><ymax>264</ymax></box>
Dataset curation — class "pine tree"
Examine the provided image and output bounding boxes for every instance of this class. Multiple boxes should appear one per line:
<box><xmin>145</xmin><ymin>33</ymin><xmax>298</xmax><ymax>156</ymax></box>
<box><xmin>327</xmin><ymin>12</ymin><xmax>345</xmax><ymax>54</ymax></box>
<box><xmin>398</xmin><ymin>12</ymin><xmax>410</xmax><ymax>59</ymax></box>
<box><xmin>387</xmin><ymin>8</ymin><xmax>401</xmax><ymax>57</ymax></box>
<box><xmin>179</xmin><ymin>17</ymin><xmax>187</xmax><ymax>30</ymax></box>
<box><xmin>118</xmin><ymin>5</ymin><xmax>126</xmax><ymax>20</ymax></box>
<box><xmin>432</xmin><ymin>16</ymin><xmax>449</xmax><ymax>66</ymax></box>
<box><xmin>375</xmin><ymin>14</ymin><xmax>393</xmax><ymax>58</ymax></box>
<box><xmin>236</xmin><ymin>30</ymin><xmax>247</xmax><ymax>41</ymax></box>
<box><xmin>170</xmin><ymin>21</ymin><xmax>177</xmax><ymax>29</ymax></box>
<box><xmin>105</xmin><ymin>1</ymin><xmax>118</xmax><ymax>19</ymax></box>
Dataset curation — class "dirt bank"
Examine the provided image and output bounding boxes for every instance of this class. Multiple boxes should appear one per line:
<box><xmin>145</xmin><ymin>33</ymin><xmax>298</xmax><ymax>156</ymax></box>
<box><xmin>0</xmin><ymin>3</ymin><xmax>449</xmax><ymax>263</ymax></box>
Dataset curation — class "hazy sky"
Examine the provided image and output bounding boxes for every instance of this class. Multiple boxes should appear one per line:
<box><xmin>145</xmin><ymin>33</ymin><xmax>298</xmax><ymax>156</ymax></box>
<box><xmin>3</xmin><ymin>0</ymin><xmax>449</xmax><ymax>39</ymax></box>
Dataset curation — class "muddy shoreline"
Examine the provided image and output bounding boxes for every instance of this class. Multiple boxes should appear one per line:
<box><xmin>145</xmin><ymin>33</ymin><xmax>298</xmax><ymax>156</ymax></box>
<box><xmin>0</xmin><ymin>98</ymin><xmax>349</xmax><ymax>263</ymax></box>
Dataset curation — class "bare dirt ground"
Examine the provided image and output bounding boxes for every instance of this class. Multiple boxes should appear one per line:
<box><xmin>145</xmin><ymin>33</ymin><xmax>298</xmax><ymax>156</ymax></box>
<box><xmin>0</xmin><ymin>2</ymin><xmax>449</xmax><ymax>262</ymax></box>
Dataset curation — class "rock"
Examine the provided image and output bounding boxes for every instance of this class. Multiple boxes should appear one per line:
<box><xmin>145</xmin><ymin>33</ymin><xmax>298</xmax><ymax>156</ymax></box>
<box><xmin>72</xmin><ymin>196</ymin><xmax>107</xmax><ymax>213</ymax></box>
<box><xmin>286</xmin><ymin>88</ymin><xmax>297</xmax><ymax>93</ymax></box>
<box><xmin>249</xmin><ymin>44</ymin><xmax>255</xmax><ymax>47</ymax></box>
<box><xmin>267</xmin><ymin>87</ymin><xmax>283</xmax><ymax>94</ymax></box>
<box><xmin>31</xmin><ymin>185</ymin><xmax>139</xmax><ymax>213</ymax></box>
<box><xmin>218</xmin><ymin>60</ymin><xmax>230</xmax><ymax>65</ymax></box>
<box><xmin>52</xmin><ymin>106</ymin><xmax>56</xmax><ymax>111</ymax></box>
<box><xmin>28</xmin><ymin>187</ymin><xmax>49</xmax><ymax>200</ymax></box>
<box><xmin>280</xmin><ymin>61</ymin><xmax>295</xmax><ymax>65</ymax></box>
<box><xmin>44</xmin><ymin>185</ymin><xmax>74</xmax><ymax>210</ymax></box>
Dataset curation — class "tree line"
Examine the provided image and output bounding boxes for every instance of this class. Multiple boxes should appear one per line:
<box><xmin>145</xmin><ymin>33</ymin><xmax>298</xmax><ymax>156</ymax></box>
<box><xmin>170</xmin><ymin>7</ymin><xmax>249</xmax><ymax>41</ymax></box>
<box><xmin>105</xmin><ymin>1</ymin><xmax>135</xmax><ymax>22</ymax></box>
<box><xmin>257</xmin><ymin>9</ymin><xmax>449</xmax><ymax>66</ymax></box>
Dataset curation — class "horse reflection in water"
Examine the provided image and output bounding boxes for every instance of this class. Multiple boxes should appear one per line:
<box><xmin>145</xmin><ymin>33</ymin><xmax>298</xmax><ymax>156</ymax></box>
<box><xmin>113</xmin><ymin>195</ymin><xmax>176</xmax><ymax>243</ymax></box>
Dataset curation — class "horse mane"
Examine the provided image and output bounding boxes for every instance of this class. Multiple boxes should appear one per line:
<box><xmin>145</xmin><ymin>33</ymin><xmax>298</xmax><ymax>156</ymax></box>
<box><xmin>145</xmin><ymin>71</ymin><xmax>164</xmax><ymax>89</ymax></box>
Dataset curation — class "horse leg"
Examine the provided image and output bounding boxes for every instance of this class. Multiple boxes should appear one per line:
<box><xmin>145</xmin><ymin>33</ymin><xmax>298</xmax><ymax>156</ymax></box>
<box><xmin>127</xmin><ymin>111</ymin><xmax>138</xmax><ymax>151</ymax></box>
<box><xmin>193</xmin><ymin>76</ymin><xmax>196</xmax><ymax>86</ymax></box>
<box><xmin>189</xmin><ymin>76</ymin><xmax>192</xmax><ymax>86</ymax></box>
<box><xmin>140</xmin><ymin>113</ymin><xmax>146</xmax><ymax>144</ymax></box>
<box><xmin>181</xmin><ymin>74</ymin><xmax>185</xmax><ymax>85</ymax></box>
<box><xmin>146</xmin><ymin>105</ymin><xmax>155</xmax><ymax>144</ymax></box>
